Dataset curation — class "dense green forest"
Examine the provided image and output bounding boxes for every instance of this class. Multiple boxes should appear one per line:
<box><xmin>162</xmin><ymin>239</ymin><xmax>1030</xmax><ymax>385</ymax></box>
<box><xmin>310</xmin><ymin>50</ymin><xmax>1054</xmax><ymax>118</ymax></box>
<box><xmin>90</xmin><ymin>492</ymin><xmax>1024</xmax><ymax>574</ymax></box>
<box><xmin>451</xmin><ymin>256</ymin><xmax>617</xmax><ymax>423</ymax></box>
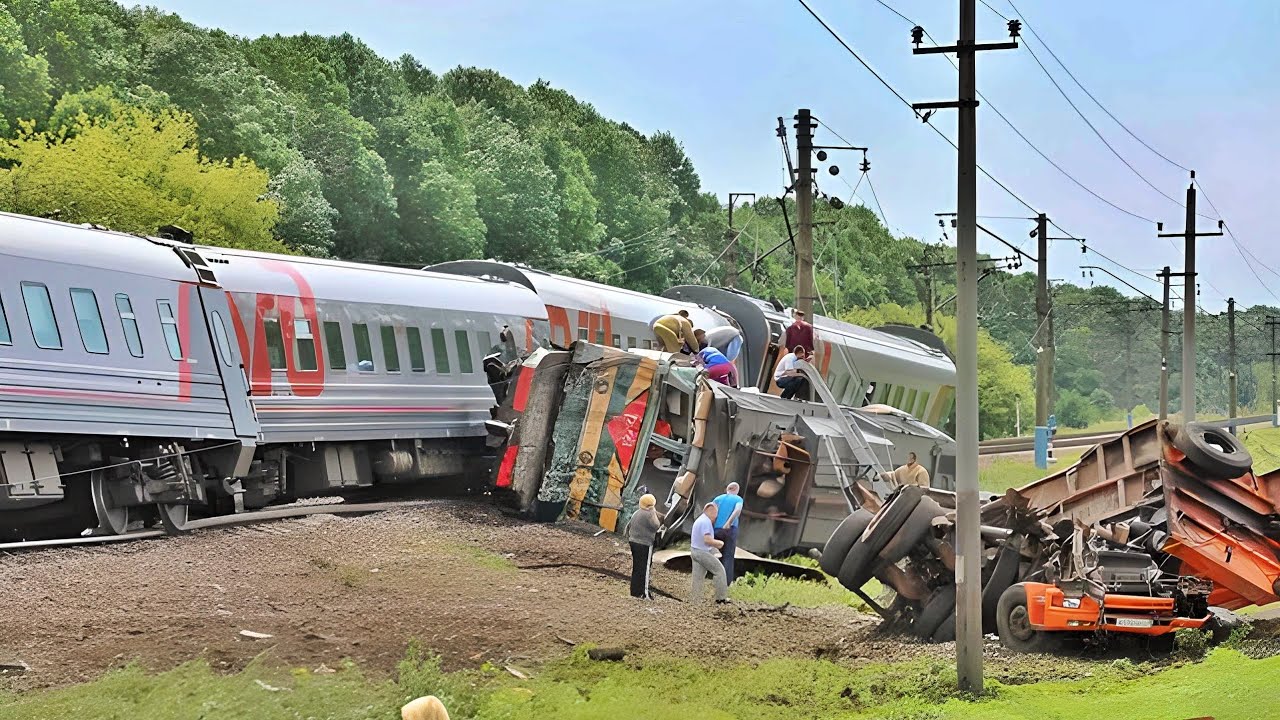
<box><xmin>0</xmin><ymin>0</ymin><xmax>1270</xmax><ymax>438</ymax></box>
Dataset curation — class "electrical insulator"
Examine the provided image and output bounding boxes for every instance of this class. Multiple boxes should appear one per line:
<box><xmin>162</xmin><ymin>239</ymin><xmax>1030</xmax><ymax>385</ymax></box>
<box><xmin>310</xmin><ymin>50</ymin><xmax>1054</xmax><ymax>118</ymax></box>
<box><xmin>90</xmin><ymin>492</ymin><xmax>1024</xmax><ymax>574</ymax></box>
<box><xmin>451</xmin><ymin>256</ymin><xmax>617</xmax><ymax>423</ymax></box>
<box><xmin>911</xmin><ymin>25</ymin><xmax>925</xmax><ymax>45</ymax></box>
<box><xmin>860</xmin><ymin>159</ymin><xmax>871</xmax><ymax>173</ymax></box>
<box><xmin>816</xmin><ymin>150</ymin><xmax>828</xmax><ymax>161</ymax></box>
<box><xmin>1008</xmin><ymin>19</ymin><xmax>1022</xmax><ymax>38</ymax></box>
<box><xmin>828</xmin><ymin>165</ymin><xmax>840</xmax><ymax>176</ymax></box>
<box><xmin>1081</xmin><ymin>243</ymin><xmax>1087</xmax><ymax>253</ymax></box>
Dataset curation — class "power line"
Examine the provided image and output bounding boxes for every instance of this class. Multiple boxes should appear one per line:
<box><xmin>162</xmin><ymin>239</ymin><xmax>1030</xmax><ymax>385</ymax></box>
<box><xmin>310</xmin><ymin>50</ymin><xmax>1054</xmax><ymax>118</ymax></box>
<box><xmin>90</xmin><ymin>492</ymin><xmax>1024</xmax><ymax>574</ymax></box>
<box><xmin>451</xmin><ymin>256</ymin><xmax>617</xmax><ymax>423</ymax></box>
<box><xmin>797</xmin><ymin>0</ymin><xmax>1040</xmax><ymax>216</ymax></box>
<box><xmin>1001</xmin><ymin>0</ymin><xmax>1192</xmax><ymax>175</ymax></box>
<box><xmin>864</xmin><ymin>171</ymin><xmax>892</xmax><ymax>231</ymax></box>
<box><xmin>867</xmin><ymin>0</ymin><xmax>1161</xmax><ymax>225</ymax></box>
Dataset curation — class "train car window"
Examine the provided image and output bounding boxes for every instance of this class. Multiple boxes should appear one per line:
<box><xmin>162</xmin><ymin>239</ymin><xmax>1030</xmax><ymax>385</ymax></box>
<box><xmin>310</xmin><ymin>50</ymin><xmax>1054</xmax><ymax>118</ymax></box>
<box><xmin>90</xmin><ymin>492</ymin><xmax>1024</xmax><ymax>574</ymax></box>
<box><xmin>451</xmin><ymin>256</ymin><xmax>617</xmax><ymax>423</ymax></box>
<box><xmin>915</xmin><ymin>391</ymin><xmax>931</xmax><ymax>418</ymax></box>
<box><xmin>478</xmin><ymin>331</ymin><xmax>492</xmax><ymax>356</ymax></box>
<box><xmin>156</xmin><ymin>300</ymin><xmax>183</xmax><ymax>360</ymax></box>
<box><xmin>21</xmin><ymin>282</ymin><xmax>62</xmax><ymax>350</ymax></box>
<box><xmin>627</xmin><ymin>336</ymin><xmax>636</xmax><ymax>350</ymax></box>
<box><xmin>294</xmin><ymin>319</ymin><xmax>318</xmax><ymax>371</ymax></box>
<box><xmin>69</xmin><ymin>289</ymin><xmax>109</xmax><ymax>354</ymax></box>
<box><xmin>352</xmin><ymin>323</ymin><xmax>374</xmax><ymax>371</ymax></box>
<box><xmin>611</xmin><ymin>334</ymin><xmax>621</xmax><ymax>348</ymax></box>
<box><xmin>578</xmin><ymin>327</ymin><xmax>588</xmax><ymax>343</ymax></box>
<box><xmin>210</xmin><ymin>311</ymin><xmax>234</xmax><ymax>366</ymax></box>
<box><xmin>406</xmin><ymin>326</ymin><xmax>426</xmax><ymax>372</ymax></box>
<box><xmin>888</xmin><ymin>385</ymin><xmax>906</xmax><ymax>409</ymax></box>
<box><xmin>455</xmin><ymin>330</ymin><xmax>474</xmax><ymax>374</ymax></box>
<box><xmin>323</xmin><ymin>321</ymin><xmax>346</xmax><ymax>370</ymax></box>
<box><xmin>0</xmin><ymin>295</ymin><xmax>9</xmax><ymax>345</ymax></box>
<box><xmin>596</xmin><ymin>329</ymin><xmax>605</xmax><ymax>344</ymax></box>
<box><xmin>263</xmin><ymin>318</ymin><xmax>286</xmax><ymax>370</ymax></box>
<box><xmin>430</xmin><ymin>328</ymin><xmax>450</xmax><ymax>373</ymax></box>
<box><xmin>380</xmin><ymin>325</ymin><xmax>401</xmax><ymax>373</ymax></box>
<box><xmin>114</xmin><ymin>294</ymin><xmax>143</xmax><ymax>357</ymax></box>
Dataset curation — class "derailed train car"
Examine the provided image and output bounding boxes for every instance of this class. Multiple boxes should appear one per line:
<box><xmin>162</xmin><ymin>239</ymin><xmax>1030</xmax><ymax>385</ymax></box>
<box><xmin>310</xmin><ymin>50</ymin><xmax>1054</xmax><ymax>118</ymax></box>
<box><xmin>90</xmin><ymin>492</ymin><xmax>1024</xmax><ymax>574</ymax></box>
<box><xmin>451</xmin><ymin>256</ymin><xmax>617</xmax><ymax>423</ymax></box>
<box><xmin>0</xmin><ymin>212</ymin><xmax>550</xmax><ymax>541</ymax></box>
<box><xmin>489</xmin><ymin>342</ymin><xmax>952</xmax><ymax>557</ymax></box>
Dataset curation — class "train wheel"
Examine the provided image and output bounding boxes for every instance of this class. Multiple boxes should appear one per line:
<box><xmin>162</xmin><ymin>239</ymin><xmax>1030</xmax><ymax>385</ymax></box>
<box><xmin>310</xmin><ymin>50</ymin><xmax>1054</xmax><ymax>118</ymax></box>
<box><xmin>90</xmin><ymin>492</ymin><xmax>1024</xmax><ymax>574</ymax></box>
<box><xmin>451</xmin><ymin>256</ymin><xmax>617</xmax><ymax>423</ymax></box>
<box><xmin>89</xmin><ymin>471</ymin><xmax>129</xmax><ymax>536</ymax></box>
<box><xmin>158</xmin><ymin>503</ymin><xmax>190</xmax><ymax>534</ymax></box>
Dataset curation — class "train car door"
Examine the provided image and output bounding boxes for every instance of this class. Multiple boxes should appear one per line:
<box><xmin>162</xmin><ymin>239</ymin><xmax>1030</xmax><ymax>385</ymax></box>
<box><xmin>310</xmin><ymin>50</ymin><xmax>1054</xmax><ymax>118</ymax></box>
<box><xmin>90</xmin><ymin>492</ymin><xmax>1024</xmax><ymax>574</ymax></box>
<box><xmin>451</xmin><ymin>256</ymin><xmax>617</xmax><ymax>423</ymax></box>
<box><xmin>171</xmin><ymin>246</ymin><xmax>261</xmax><ymax>450</ymax></box>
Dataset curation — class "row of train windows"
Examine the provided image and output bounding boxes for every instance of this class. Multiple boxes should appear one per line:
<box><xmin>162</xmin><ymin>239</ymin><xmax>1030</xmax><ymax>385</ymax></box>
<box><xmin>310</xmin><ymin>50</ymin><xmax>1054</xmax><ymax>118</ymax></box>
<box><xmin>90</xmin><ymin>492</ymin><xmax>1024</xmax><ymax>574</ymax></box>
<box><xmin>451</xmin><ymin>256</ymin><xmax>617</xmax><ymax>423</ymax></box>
<box><xmin>261</xmin><ymin>318</ymin><xmax>483</xmax><ymax>375</ymax></box>
<box><xmin>871</xmin><ymin>382</ymin><xmax>933</xmax><ymax>419</ymax></box>
<box><xmin>579</xmin><ymin>328</ymin><xmax>656</xmax><ymax>351</ymax></box>
<box><xmin>0</xmin><ymin>283</ymin><xmax>183</xmax><ymax>360</ymax></box>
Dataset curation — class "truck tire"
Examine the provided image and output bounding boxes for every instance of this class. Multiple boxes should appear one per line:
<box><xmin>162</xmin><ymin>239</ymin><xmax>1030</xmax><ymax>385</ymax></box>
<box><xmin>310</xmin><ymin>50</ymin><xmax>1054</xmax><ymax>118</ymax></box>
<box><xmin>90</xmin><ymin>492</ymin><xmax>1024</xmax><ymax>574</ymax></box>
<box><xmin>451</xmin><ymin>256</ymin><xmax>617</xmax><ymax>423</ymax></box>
<box><xmin>932</xmin><ymin>614</ymin><xmax>956</xmax><ymax>643</ymax></box>
<box><xmin>820</xmin><ymin>509</ymin><xmax>874</xmax><ymax>576</ymax></box>
<box><xmin>1172</xmin><ymin>422</ymin><xmax>1252</xmax><ymax>480</ymax></box>
<box><xmin>912</xmin><ymin>585</ymin><xmax>956</xmax><ymax>640</ymax></box>
<box><xmin>878</xmin><ymin>496</ymin><xmax>943</xmax><ymax>565</ymax></box>
<box><xmin>996</xmin><ymin>583</ymin><xmax>1056</xmax><ymax>653</ymax></box>
<box><xmin>837</xmin><ymin>487</ymin><xmax>923</xmax><ymax>591</ymax></box>
<box><xmin>981</xmin><ymin>537</ymin><xmax>1023</xmax><ymax>633</ymax></box>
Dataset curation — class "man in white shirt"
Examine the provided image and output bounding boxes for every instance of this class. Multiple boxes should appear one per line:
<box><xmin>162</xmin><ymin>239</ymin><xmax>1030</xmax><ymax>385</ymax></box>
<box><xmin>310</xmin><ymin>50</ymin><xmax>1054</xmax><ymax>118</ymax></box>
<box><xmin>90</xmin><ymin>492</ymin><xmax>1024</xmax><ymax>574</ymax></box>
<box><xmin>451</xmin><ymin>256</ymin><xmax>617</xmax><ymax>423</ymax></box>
<box><xmin>689</xmin><ymin>502</ymin><xmax>729</xmax><ymax>604</ymax></box>
<box><xmin>773</xmin><ymin>345</ymin><xmax>810</xmax><ymax>400</ymax></box>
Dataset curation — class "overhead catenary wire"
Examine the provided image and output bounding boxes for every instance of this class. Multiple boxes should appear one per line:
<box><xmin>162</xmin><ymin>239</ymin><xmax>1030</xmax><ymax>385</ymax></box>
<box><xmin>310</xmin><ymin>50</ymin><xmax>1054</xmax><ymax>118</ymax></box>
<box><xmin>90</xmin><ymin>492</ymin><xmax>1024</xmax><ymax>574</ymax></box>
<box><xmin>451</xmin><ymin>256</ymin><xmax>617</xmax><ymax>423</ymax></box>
<box><xmin>796</xmin><ymin>0</ymin><xmax>1040</xmax><ymax>216</ymax></box>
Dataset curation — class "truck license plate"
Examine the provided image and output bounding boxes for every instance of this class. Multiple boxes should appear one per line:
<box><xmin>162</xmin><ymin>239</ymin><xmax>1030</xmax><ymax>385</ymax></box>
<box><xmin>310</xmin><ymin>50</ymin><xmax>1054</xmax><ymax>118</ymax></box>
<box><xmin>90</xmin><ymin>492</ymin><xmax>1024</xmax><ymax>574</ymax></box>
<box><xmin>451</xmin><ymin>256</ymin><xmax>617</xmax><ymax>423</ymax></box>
<box><xmin>1113</xmin><ymin>617</ymin><xmax>1154</xmax><ymax>628</ymax></box>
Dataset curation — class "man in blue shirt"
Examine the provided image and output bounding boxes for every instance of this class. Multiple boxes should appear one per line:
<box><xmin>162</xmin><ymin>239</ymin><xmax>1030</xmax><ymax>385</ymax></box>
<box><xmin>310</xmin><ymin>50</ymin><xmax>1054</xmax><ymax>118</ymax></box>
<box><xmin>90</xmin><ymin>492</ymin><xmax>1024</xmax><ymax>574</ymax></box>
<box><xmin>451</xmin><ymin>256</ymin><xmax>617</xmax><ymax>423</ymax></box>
<box><xmin>712</xmin><ymin>482</ymin><xmax>744</xmax><ymax>583</ymax></box>
<box><xmin>690</xmin><ymin>502</ymin><xmax>728</xmax><ymax>604</ymax></box>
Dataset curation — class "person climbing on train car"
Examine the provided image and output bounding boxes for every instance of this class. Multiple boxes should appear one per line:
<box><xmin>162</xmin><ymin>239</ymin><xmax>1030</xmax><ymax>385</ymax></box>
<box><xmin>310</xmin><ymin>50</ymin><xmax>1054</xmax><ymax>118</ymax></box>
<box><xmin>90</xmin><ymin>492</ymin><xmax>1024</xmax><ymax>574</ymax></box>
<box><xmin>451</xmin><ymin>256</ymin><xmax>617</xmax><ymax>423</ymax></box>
<box><xmin>690</xmin><ymin>502</ymin><xmax>729</xmax><ymax>604</ymax></box>
<box><xmin>773</xmin><ymin>346</ymin><xmax>810</xmax><ymax>400</ymax></box>
<box><xmin>712</xmin><ymin>482</ymin><xmax>744</xmax><ymax>583</ymax></box>
<box><xmin>783</xmin><ymin>309</ymin><xmax>815</xmax><ymax>354</ymax></box>
<box><xmin>625</xmin><ymin>494</ymin><xmax>662</xmax><ymax>599</ymax></box>
<box><xmin>652</xmin><ymin>309</ymin><xmax>699</xmax><ymax>355</ymax></box>
<box><xmin>696</xmin><ymin>340</ymin><xmax>738</xmax><ymax>387</ymax></box>
<box><xmin>878</xmin><ymin>451</ymin><xmax>931</xmax><ymax>488</ymax></box>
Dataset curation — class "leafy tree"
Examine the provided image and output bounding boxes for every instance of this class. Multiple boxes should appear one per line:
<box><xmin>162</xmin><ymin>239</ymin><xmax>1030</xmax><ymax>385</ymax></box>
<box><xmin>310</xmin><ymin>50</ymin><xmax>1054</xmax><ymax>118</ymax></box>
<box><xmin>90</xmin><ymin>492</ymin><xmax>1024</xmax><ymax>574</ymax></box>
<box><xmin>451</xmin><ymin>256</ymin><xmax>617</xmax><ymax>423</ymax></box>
<box><xmin>0</xmin><ymin>5</ymin><xmax>52</xmax><ymax>134</ymax></box>
<box><xmin>267</xmin><ymin>152</ymin><xmax>337</xmax><ymax>256</ymax></box>
<box><xmin>5</xmin><ymin>0</ymin><xmax>139</xmax><ymax>95</ymax></box>
<box><xmin>0</xmin><ymin>101</ymin><xmax>283</xmax><ymax>252</ymax></box>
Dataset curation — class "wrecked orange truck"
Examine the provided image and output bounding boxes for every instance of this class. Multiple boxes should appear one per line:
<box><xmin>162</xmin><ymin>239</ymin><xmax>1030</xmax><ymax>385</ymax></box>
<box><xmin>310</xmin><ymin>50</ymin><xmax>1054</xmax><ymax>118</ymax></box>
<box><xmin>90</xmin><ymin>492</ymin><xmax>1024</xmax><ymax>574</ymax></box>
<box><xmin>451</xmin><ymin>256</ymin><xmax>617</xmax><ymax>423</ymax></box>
<box><xmin>821</xmin><ymin>419</ymin><xmax>1280</xmax><ymax>649</ymax></box>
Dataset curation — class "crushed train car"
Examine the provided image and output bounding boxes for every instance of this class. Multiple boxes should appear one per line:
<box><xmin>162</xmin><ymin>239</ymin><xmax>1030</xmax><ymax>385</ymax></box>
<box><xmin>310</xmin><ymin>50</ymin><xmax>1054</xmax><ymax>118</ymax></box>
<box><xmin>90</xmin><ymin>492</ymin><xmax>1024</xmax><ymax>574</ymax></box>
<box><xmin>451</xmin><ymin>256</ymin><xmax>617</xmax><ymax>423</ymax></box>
<box><xmin>486</xmin><ymin>342</ymin><xmax>954</xmax><ymax>558</ymax></box>
<box><xmin>819</xmin><ymin>419</ymin><xmax>1280</xmax><ymax>649</ymax></box>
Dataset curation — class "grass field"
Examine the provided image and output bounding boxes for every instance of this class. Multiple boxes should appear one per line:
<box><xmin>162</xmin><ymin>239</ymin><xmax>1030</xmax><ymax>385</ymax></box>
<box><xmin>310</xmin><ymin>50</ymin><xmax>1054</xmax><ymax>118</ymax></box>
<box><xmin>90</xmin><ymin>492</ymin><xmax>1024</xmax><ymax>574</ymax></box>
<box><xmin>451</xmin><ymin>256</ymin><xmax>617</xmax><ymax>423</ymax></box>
<box><xmin>3</xmin><ymin>645</ymin><xmax>1273</xmax><ymax>720</ymax></box>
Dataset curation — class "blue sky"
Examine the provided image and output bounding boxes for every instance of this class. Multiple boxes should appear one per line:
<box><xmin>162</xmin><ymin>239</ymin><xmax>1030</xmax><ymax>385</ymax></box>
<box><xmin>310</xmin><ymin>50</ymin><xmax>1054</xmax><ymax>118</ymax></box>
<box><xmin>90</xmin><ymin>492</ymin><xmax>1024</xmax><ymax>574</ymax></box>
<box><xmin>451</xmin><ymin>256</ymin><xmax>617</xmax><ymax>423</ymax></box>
<box><xmin>147</xmin><ymin>0</ymin><xmax>1279</xmax><ymax>312</ymax></box>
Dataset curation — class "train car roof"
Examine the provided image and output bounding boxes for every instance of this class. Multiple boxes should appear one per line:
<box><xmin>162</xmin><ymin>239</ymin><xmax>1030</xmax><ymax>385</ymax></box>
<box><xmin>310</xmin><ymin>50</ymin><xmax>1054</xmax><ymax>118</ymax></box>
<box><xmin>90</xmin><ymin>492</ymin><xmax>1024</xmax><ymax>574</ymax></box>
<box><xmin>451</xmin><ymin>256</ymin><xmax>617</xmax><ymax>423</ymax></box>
<box><xmin>195</xmin><ymin>247</ymin><xmax>548</xmax><ymax>320</ymax></box>
<box><xmin>427</xmin><ymin>260</ymin><xmax>735</xmax><ymax>330</ymax></box>
<box><xmin>0</xmin><ymin>212</ymin><xmax>197</xmax><ymax>281</ymax></box>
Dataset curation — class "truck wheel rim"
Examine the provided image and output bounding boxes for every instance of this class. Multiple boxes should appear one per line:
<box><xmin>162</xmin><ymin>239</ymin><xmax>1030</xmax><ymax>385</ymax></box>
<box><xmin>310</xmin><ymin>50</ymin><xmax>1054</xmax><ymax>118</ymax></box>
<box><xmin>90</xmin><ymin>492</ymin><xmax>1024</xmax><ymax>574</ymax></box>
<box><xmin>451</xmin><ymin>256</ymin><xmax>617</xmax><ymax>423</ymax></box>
<box><xmin>1008</xmin><ymin>606</ymin><xmax>1035</xmax><ymax>641</ymax></box>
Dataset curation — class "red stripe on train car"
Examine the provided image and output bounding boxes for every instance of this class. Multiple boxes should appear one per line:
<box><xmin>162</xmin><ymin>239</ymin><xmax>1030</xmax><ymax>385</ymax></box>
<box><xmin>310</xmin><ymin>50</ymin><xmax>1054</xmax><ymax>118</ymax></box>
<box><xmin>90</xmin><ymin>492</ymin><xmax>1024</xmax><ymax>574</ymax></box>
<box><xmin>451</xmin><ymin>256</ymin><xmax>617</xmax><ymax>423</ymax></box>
<box><xmin>0</xmin><ymin>385</ymin><xmax>183</xmax><ymax>404</ymax></box>
<box><xmin>254</xmin><ymin>406</ymin><xmax>456</xmax><ymax>413</ymax></box>
<box><xmin>495</xmin><ymin>445</ymin><xmax>519</xmax><ymax>489</ymax></box>
<box><xmin>511</xmin><ymin>366</ymin><xmax>535</xmax><ymax>413</ymax></box>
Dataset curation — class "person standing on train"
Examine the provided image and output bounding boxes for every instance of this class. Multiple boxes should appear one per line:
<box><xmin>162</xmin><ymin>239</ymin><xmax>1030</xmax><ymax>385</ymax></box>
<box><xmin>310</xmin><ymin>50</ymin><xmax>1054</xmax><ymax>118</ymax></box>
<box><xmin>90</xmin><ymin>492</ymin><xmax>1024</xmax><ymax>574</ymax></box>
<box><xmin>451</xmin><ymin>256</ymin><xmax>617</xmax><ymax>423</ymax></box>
<box><xmin>783</xmin><ymin>310</ymin><xmax>815</xmax><ymax>354</ymax></box>
<box><xmin>625</xmin><ymin>494</ymin><xmax>662</xmax><ymax>599</ymax></box>
<box><xmin>697</xmin><ymin>341</ymin><xmax>737</xmax><ymax>387</ymax></box>
<box><xmin>774</xmin><ymin>346</ymin><xmax>810</xmax><ymax>400</ymax></box>
<box><xmin>652</xmin><ymin>310</ymin><xmax>698</xmax><ymax>355</ymax></box>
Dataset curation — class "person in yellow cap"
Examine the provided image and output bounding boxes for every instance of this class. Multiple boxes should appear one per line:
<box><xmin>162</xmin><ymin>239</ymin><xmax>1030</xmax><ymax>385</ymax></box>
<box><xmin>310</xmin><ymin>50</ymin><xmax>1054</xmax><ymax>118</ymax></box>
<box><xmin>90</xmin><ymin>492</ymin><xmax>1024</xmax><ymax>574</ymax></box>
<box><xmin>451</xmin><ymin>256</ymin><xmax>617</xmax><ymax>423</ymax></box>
<box><xmin>625</xmin><ymin>493</ymin><xmax>662</xmax><ymax>599</ymax></box>
<box><xmin>651</xmin><ymin>310</ymin><xmax>698</xmax><ymax>355</ymax></box>
<box><xmin>402</xmin><ymin>695</ymin><xmax>449</xmax><ymax>720</ymax></box>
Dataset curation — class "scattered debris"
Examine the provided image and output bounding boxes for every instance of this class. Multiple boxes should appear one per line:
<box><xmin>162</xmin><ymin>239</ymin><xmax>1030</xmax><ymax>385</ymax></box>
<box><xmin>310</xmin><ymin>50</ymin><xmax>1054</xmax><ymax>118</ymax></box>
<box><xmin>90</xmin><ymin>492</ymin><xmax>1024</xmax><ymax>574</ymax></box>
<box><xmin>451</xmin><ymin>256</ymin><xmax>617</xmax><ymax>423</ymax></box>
<box><xmin>0</xmin><ymin>660</ymin><xmax>31</xmax><ymax>674</ymax></box>
<box><xmin>238</xmin><ymin>630</ymin><xmax>274</xmax><ymax>640</ymax></box>
<box><xmin>504</xmin><ymin>665</ymin><xmax>530</xmax><ymax>680</ymax></box>
<box><xmin>555</xmin><ymin>636</ymin><xmax>577</xmax><ymax>646</ymax></box>
<box><xmin>254</xmin><ymin>679</ymin><xmax>285</xmax><ymax>692</ymax></box>
<box><xmin>313</xmin><ymin>663</ymin><xmax>336</xmax><ymax>674</ymax></box>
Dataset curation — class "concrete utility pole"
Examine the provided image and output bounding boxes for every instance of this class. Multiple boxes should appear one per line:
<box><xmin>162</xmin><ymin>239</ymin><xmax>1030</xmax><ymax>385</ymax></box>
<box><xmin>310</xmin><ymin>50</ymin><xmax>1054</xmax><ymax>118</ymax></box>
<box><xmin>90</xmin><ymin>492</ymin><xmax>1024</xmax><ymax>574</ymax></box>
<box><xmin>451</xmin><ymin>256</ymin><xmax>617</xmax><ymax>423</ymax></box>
<box><xmin>1158</xmin><ymin>176</ymin><xmax>1223</xmax><ymax>422</ymax></box>
<box><xmin>724</xmin><ymin>192</ymin><xmax>756</xmax><ymax>288</ymax></box>
<box><xmin>909</xmin><ymin>4</ymin><xmax>1018</xmax><ymax>694</ymax></box>
<box><xmin>1033</xmin><ymin>213</ymin><xmax>1054</xmax><ymax>467</ymax></box>
<box><xmin>794</xmin><ymin>108</ymin><xmax>816</xmax><ymax>318</ymax></box>
<box><xmin>1269</xmin><ymin>316</ymin><xmax>1280</xmax><ymax>426</ymax></box>
<box><xmin>1228</xmin><ymin>298</ymin><xmax>1237</xmax><ymax>430</ymax></box>
<box><xmin>1158</xmin><ymin>267</ymin><xmax>1172</xmax><ymax>421</ymax></box>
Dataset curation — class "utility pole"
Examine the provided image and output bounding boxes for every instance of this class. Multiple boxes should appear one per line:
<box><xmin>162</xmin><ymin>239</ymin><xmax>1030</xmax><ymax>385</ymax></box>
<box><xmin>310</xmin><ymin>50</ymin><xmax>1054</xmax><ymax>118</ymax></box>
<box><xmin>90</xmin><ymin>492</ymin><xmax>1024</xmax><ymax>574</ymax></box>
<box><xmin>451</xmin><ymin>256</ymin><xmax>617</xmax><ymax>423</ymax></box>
<box><xmin>925</xmin><ymin>269</ymin><xmax>936</xmax><ymax>328</ymax></box>
<box><xmin>909</xmin><ymin>5</ymin><xmax>1018</xmax><ymax>694</ymax></box>
<box><xmin>1158</xmin><ymin>175</ymin><xmax>1224</xmax><ymax>422</ymax></box>
<box><xmin>794</xmin><ymin>108</ymin><xmax>816</xmax><ymax>318</ymax></box>
<box><xmin>1158</xmin><ymin>267</ymin><xmax>1172</xmax><ymax>421</ymax></box>
<box><xmin>1269</xmin><ymin>316</ymin><xmax>1280</xmax><ymax>426</ymax></box>
<box><xmin>1228</xmin><ymin>297</ymin><xmax>1237</xmax><ymax>430</ymax></box>
<box><xmin>1033</xmin><ymin>213</ymin><xmax>1053</xmax><ymax>468</ymax></box>
<box><xmin>724</xmin><ymin>192</ymin><xmax>756</xmax><ymax>288</ymax></box>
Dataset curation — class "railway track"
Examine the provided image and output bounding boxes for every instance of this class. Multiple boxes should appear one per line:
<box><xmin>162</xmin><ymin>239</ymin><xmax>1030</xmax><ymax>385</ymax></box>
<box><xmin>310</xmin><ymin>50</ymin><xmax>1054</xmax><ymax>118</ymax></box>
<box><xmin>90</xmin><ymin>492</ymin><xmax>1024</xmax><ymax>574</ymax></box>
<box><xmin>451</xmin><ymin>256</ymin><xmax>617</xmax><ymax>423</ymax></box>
<box><xmin>979</xmin><ymin>414</ymin><xmax>1275</xmax><ymax>456</ymax></box>
<box><xmin>0</xmin><ymin>496</ymin><xmax>443</xmax><ymax>553</ymax></box>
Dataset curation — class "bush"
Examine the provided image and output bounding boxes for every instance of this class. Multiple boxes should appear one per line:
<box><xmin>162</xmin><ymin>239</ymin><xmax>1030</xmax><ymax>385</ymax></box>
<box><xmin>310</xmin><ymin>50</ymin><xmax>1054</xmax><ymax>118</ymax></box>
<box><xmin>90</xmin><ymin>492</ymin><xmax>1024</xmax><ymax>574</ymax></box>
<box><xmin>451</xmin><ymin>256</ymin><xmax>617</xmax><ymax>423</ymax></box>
<box><xmin>1173</xmin><ymin>628</ymin><xmax>1210</xmax><ymax>660</ymax></box>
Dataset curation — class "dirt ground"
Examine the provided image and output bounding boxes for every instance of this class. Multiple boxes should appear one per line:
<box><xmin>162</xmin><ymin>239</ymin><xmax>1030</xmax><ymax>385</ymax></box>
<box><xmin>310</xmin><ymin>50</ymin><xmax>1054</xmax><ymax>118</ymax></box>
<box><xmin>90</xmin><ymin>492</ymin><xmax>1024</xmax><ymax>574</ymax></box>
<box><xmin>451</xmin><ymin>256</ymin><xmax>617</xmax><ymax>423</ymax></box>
<box><xmin>0</xmin><ymin>501</ymin><xmax>948</xmax><ymax>691</ymax></box>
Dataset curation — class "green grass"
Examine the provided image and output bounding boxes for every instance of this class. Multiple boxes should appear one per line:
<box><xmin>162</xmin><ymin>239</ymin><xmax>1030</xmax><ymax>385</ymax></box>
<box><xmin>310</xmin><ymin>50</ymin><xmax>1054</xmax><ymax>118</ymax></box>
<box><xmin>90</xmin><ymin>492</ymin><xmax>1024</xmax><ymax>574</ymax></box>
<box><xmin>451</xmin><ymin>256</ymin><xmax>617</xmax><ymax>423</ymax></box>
<box><xmin>978</xmin><ymin>449</ymin><xmax>1085</xmax><ymax>494</ymax></box>
<box><xmin>730</xmin><ymin>570</ymin><xmax>884</xmax><ymax>612</ymax></box>
<box><xmin>1241</xmin><ymin>425</ymin><xmax>1280</xmax><ymax>475</ymax></box>
<box><xmin>3</xmin><ymin>646</ymin><xmax>1275</xmax><ymax>720</ymax></box>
